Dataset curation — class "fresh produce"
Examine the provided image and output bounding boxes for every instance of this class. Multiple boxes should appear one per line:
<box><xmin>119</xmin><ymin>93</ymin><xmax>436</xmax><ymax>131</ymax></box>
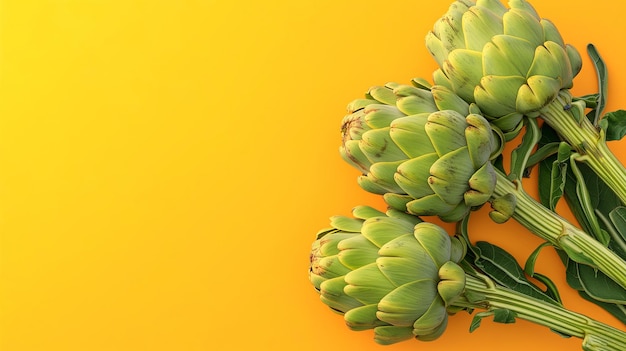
<box><xmin>309</xmin><ymin>206</ymin><xmax>626</xmax><ymax>349</ymax></box>
<box><xmin>339</xmin><ymin>80</ymin><xmax>626</xmax><ymax>293</ymax></box>
<box><xmin>309</xmin><ymin>0</ymin><xmax>626</xmax><ymax>349</ymax></box>
<box><xmin>426</xmin><ymin>0</ymin><xmax>626</xmax><ymax>204</ymax></box>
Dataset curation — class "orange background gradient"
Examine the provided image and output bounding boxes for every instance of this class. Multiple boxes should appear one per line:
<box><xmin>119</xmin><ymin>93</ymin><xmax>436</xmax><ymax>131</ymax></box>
<box><xmin>1</xmin><ymin>1</ymin><xmax>625</xmax><ymax>350</ymax></box>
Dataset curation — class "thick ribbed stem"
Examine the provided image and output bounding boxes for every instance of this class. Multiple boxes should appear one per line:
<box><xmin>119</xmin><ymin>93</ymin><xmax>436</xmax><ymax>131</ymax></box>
<box><xmin>493</xmin><ymin>171</ymin><xmax>626</xmax><ymax>291</ymax></box>
<box><xmin>542</xmin><ymin>97</ymin><xmax>626</xmax><ymax>206</ymax></box>
<box><xmin>457</xmin><ymin>274</ymin><xmax>626</xmax><ymax>351</ymax></box>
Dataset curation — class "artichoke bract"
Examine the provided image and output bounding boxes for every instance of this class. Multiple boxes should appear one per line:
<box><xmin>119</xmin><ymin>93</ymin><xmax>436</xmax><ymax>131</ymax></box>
<box><xmin>309</xmin><ymin>206</ymin><xmax>466</xmax><ymax>344</ymax></box>
<box><xmin>340</xmin><ymin>81</ymin><xmax>502</xmax><ymax>222</ymax></box>
<box><xmin>425</xmin><ymin>0</ymin><xmax>582</xmax><ymax>139</ymax></box>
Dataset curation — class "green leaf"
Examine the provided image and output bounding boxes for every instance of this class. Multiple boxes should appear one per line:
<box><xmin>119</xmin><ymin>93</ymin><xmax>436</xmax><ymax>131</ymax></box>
<box><xmin>577</xmin><ymin>264</ymin><xmax>626</xmax><ymax>304</ymax></box>
<box><xmin>579</xmin><ymin>290</ymin><xmax>626</xmax><ymax>325</ymax></box>
<box><xmin>561</xmin><ymin>252</ymin><xmax>626</xmax><ymax>324</ymax></box>
<box><xmin>574</xmin><ymin>93</ymin><xmax>599</xmax><ymax>109</ymax></box>
<box><xmin>524</xmin><ymin>242</ymin><xmax>563</xmax><ymax>304</ymax></box>
<box><xmin>542</xmin><ymin>142</ymin><xmax>572</xmax><ymax>210</ymax></box>
<box><xmin>602</xmin><ymin>110</ymin><xmax>626</xmax><ymax>141</ymax></box>
<box><xmin>524</xmin><ymin>242</ymin><xmax>552</xmax><ymax>277</ymax></box>
<box><xmin>606</xmin><ymin>207</ymin><xmax>626</xmax><ymax>257</ymax></box>
<box><xmin>530</xmin><ymin>272</ymin><xmax>563</xmax><ymax>304</ymax></box>
<box><xmin>537</xmin><ymin>125</ymin><xmax>561</xmax><ymax>208</ymax></box>
<box><xmin>509</xmin><ymin>117</ymin><xmax>540</xmax><ymax>180</ymax></box>
<box><xmin>492</xmin><ymin>309</ymin><xmax>517</xmax><ymax>324</ymax></box>
<box><xmin>569</xmin><ymin>158</ymin><xmax>610</xmax><ymax>245</ymax></box>
<box><xmin>562</xmin><ymin>253</ymin><xmax>585</xmax><ymax>290</ymax></box>
<box><xmin>472</xmin><ymin>241</ymin><xmax>560</xmax><ymax>305</ymax></box>
<box><xmin>469</xmin><ymin>309</ymin><xmax>517</xmax><ymax>333</ymax></box>
<box><xmin>524</xmin><ymin>142</ymin><xmax>559</xmax><ymax>177</ymax></box>
<box><xmin>548</xmin><ymin>159</ymin><xmax>567</xmax><ymax>211</ymax></box>
<box><xmin>609</xmin><ymin>207</ymin><xmax>626</xmax><ymax>238</ymax></box>
<box><xmin>587</xmin><ymin>44</ymin><xmax>607</xmax><ymax>125</ymax></box>
<box><xmin>469</xmin><ymin>311</ymin><xmax>492</xmax><ymax>332</ymax></box>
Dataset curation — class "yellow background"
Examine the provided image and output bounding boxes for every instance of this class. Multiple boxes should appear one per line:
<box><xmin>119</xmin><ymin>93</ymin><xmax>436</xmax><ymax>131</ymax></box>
<box><xmin>1</xmin><ymin>1</ymin><xmax>625</xmax><ymax>350</ymax></box>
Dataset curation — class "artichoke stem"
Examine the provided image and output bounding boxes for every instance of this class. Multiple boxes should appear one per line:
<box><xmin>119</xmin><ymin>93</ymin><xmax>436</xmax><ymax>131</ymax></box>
<box><xmin>459</xmin><ymin>274</ymin><xmax>626</xmax><ymax>351</ymax></box>
<box><xmin>541</xmin><ymin>96</ymin><xmax>626</xmax><ymax>206</ymax></box>
<box><xmin>493</xmin><ymin>170</ymin><xmax>626</xmax><ymax>291</ymax></box>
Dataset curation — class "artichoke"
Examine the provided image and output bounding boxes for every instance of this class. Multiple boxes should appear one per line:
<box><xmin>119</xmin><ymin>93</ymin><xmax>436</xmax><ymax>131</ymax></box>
<box><xmin>309</xmin><ymin>206</ymin><xmax>466</xmax><ymax>344</ymax></box>
<box><xmin>340</xmin><ymin>81</ymin><xmax>503</xmax><ymax>222</ymax></box>
<box><xmin>309</xmin><ymin>206</ymin><xmax>626</xmax><ymax>349</ymax></box>
<box><xmin>425</xmin><ymin>0</ymin><xmax>582</xmax><ymax>139</ymax></box>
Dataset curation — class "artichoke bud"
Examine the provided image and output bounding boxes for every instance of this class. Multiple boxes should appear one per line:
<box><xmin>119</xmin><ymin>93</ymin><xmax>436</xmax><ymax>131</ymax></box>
<box><xmin>426</xmin><ymin>0</ymin><xmax>582</xmax><ymax>138</ymax></box>
<box><xmin>489</xmin><ymin>192</ymin><xmax>517</xmax><ymax>223</ymax></box>
<box><xmin>340</xmin><ymin>82</ymin><xmax>500</xmax><ymax>223</ymax></box>
<box><xmin>309</xmin><ymin>208</ymin><xmax>469</xmax><ymax>344</ymax></box>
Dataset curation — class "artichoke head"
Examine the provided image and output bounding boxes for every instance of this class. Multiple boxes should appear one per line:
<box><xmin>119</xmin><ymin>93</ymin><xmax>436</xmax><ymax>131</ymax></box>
<box><xmin>340</xmin><ymin>81</ymin><xmax>502</xmax><ymax>222</ymax></box>
<box><xmin>309</xmin><ymin>206</ymin><xmax>467</xmax><ymax>344</ymax></box>
<box><xmin>425</xmin><ymin>0</ymin><xmax>582</xmax><ymax>139</ymax></box>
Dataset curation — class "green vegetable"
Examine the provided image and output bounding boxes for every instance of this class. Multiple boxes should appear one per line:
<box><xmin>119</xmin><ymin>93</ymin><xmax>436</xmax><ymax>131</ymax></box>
<box><xmin>425</xmin><ymin>0</ymin><xmax>626</xmax><ymax>205</ymax></box>
<box><xmin>310</xmin><ymin>0</ymin><xmax>626</xmax><ymax>348</ymax></box>
<box><xmin>309</xmin><ymin>207</ymin><xmax>626</xmax><ymax>349</ymax></box>
<box><xmin>425</xmin><ymin>0</ymin><xmax>581</xmax><ymax>140</ymax></box>
<box><xmin>340</xmin><ymin>82</ymin><xmax>500</xmax><ymax>222</ymax></box>
<box><xmin>339</xmin><ymin>80</ymin><xmax>626</xmax><ymax>293</ymax></box>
